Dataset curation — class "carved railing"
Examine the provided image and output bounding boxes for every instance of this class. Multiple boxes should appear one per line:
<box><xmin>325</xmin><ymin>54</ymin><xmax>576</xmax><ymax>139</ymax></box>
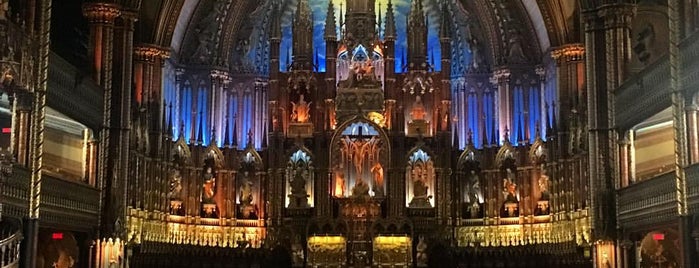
<box><xmin>0</xmin><ymin>218</ymin><xmax>22</xmax><ymax>268</ymax></box>
<box><xmin>686</xmin><ymin>164</ymin><xmax>699</xmax><ymax>214</ymax></box>
<box><xmin>455</xmin><ymin>209</ymin><xmax>590</xmax><ymax>248</ymax></box>
<box><xmin>617</xmin><ymin>171</ymin><xmax>677</xmax><ymax>228</ymax></box>
<box><xmin>616</xmin><ymin>31</ymin><xmax>699</xmax><ymax>131</ymax></box>
<box><xmin>2</xmin><ymin>166</ymin><xmax>100</xmax><ymax>231</ymax></box>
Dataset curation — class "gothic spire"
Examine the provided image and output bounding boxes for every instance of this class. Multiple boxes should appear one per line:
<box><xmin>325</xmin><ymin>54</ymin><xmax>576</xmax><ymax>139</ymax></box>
<box><xmin>439</xmin><ymin>0</ymin><xmax>452</xmax><ymax>39</ymax></box>
<box><xmin>408</xmin><ymin>0</ymin><xmax>428</xmax><ymax>68</ymax></box>
<box><xmin>270</xmin><ymin>2</ymin><xmax>282</xmax><ymax>40</ymax></box>
<box><xmin>167</xmin><ymin>103</ymin><xmax>174</xmax><ymax>138</ymax></box>
<box><xmin>196</xmin><ymin>111</ymin><xmax>204</xmax><ymax>145</ymax></box>
<box><xmin>292</xmin><ymin>0</ymin><xmax>313</xmax><ymax>69</ymax></box>
<box><xmin>384</xmin><ymin>0</ymin><xmax>396</xmax><ymax>40</ymax></box>
<box><xmin>324</xmin><ymin>0</ymin><xmax>336</xmax><ymax>41</ymax></box>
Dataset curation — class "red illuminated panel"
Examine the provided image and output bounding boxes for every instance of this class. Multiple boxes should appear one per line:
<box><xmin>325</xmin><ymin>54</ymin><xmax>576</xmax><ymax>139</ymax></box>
<box><xmin>1</xmin><ymin>128</ymin><xmax>10</xmax><ymax>134</ymax></box>
<box><xmin>652</xmin><ymin>233</ymin><xmax>665</xmax><ymax>240</ymax></box>
<box><xmin>52</xmin><ymin>232</ymin><xmax>63</xmax><ymax>240</ymax></box>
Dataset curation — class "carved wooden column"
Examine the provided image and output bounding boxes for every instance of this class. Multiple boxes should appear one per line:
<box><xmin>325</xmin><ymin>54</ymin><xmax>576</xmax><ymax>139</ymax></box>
<box><xmin>83</xmin><ymin>2</ymin><xmax>120</xmax><ymax>238</ymax></box>
<box><xmin>11</xmin><ymin>91</ymin><xmax>32</xmax><ymax>167</ymax></box>
<box><xmin>687</xmin><ymin>103</ymin><xmax>699</xmax><ymax>164</ymax></box>
<box><xmin>492</xmin><ymin>69</ymin><xmax>511</xmax><ymax>144</ymax></box>
<box><xmin>550</xmin><ymin>44</ymin><xmax>585</xmax><ymax>157</ymax></box>
<box><xmin>585</xmin><ymin>4</ymin><xmax>634</xmax><ymax>267</ymax></box>
<box><xmin>133</xmin><ymin>44</ymin><xmax>170</xmax><ymax>152</ymax></box>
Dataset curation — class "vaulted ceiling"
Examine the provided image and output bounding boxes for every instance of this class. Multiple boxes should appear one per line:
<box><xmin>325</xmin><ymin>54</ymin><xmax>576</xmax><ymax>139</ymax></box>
<box><xmin>121</xmin><ymin>0</ymin><xmax>583</xmax><ymax>68</ymax></box>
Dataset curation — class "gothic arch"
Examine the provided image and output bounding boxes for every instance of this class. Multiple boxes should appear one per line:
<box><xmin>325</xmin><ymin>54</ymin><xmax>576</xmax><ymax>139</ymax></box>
<box><xmin>330</xmin><ymin>116</ymin><xmax>391</xmax><ymax>160</ymax></box>
<box><xmin>528</xmin><ymin>137</ymin><xmax>548</xmax><ymax>164</ymax></box>
<box><xmin>173</xmin><ymin>138</ymin><xmax>192</xmax><ymax>165</ymax></box>
<box><xmin>203</xmin><ymin>144</ymin><xmax>225</xmax><ymax>168</ymax></box>
<box><xmin>495</xmin><ymin>141</ymin><xmax>517</xmax><ymax>168</ymax></box>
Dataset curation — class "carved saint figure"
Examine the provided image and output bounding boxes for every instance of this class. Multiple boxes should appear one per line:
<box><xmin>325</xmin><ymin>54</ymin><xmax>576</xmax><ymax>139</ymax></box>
<box><xmin>168</xmin><ymin>170</ymin><xmax>183</xmax><ymax>201</ymax></box>
<box><xmin>239</xmin><ymin>172</ymin><xmax>254</xmax><ymax>206</ymax></box>
<box><xmin>352</xmin><ymin>177</ymin><xmax>370</xmax><ymax>198</ymax></box>
<box><xmin>201</xmin><ymin>167</ymin><xmax>216</xmax><ymax>204</ymax></box>
<box><xmin>502</xmin><ymin>168</ymin><xmax>518</xmax><ymax>203</ymax></box>
<box><xmin>288</xmin><ymin>170</ymin><xmax>309</xmax><ymax>208</ymax></box>
<box><xmin>538</xmin><ymin>167</ymin><xmax>551</xmax><ymax>201</ymax></box>
<box><xmin>291</xmin><ymin>94</ymin><xmax>311</xmax><ymax>123</ymax></box>
<box><xmin>334</xmin><ymin>172</ymin><xmax>346</xmax><ymax>197</ymax></box>
<box><xmin>416</xmin><ymin>235</ymin><xmax>428</xmax><ymax>267</ymax></box>
<box><xmin>371</xmin><ymin>162</ymin><xmax>384</xmax><ymax>196</ymax></box>
<box><xmin>410</xmin><ymin>96</ymin><xmax>426</xmax><ymax>121</ymax></box>
<box><xmin>0</xmin><ymin>0</ymin><xmax>8</xmax><ymax>21</ymax></box>
<box><xmin>467</xmin><ymin>170</ymin><xmax>480</xmax><ymax>205</ymax></box>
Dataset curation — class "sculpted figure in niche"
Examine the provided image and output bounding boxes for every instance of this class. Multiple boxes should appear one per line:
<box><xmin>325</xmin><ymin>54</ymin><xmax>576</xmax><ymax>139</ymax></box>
<box><xmin>334</xmin><ymin>172</ymin><xmax>346</xmax><ymax>197</ymax></box>
<box><xmin>502</xmin><ymin>168</ymin><xmax>518</xmax><ymax>203</ymax></box>
<box><xmin>291</xmin><ymin>94</ymin><xmax>311</xmax><ymax>123</ymax></box>
<box><xmin>416</xmin><ymin>235</ymin><xmax>428</xmax><ymax>267</ymax></box>
<box><xmin>239</xmin><ymin>172</ymin><xmax>254</xmax><ymax>206</ymax></box>
<box><xmin>0</xmin><ymin>0</ymin><xmax>8</xmax><ymax>21</ymax></box>
<box><xmin>409</xmin><ymin>167</ymin><xmax>432</xmax><ymax>208</ymax></box>
<box><xmin>168</xmin><ymin>170</ymin><xmax>183</xmax><ymax>201</ymax></box>
<box><xmin>288</xmin><ymin>170</ymin><xmax>309</xmax><ymax>208</ymax></box>
<box><xmin>352</xmin><ymin>177</ymin><xmax>370</xmax><ymax>198</ymax></box>
<box><xmin>410</xmin><ymin>96</ymin><xmax>427</xmax><ymax>121</ymax></box>
<box><xmin>201</xmin><ymin>167</ymin><xmax>216</xmax><ymax>204</ymax></box>
<box><xmin>538</xmin><ymin>165</ymin><xmax>550</xmax><ymax>201</ymax></box>
<box><xmin>371</xmin><ymin>162</ymin><xmax>384</xmax><ymax>196</ymax></box>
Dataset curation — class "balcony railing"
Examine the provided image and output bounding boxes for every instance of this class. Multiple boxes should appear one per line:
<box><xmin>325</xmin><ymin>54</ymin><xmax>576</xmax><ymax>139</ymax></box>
<box><xmin>0</xmin><ymin>218</ymin><xmax>22</xmax><ymax>268</ymax></box>
<box><xmin>618</xmin><ymin>163</ymin><xmax>699</xmax><ymax>228</ymax></box>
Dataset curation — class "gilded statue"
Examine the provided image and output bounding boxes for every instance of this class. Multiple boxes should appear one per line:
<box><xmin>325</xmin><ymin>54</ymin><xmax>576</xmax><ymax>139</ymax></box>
<box><xmin>410</xmin><ymin>96</ymin><xmax>426</xmax><ymax>121</ymax></box>
<box><xmin>240</xmin><ymin>178</ymin><xmax>254</xmax><ymax>206</ymax></box>
<box><xmin>538</xmin><ymin>167</ymin><xmax>550</xmax><ymax>201</ymax></box>
<box><xmin>201</xmin><ymin>167</ymin><xmax>216</xmax><ymax>204</ymax></box>
<box><xmin>334</xmin><ymin>172</ymin><xmax>346</xmax><ymax>197</ymax></box>
<box><xmin>409</xmin><ymin>171</ymin><xmax>432</xmax><ymax>208</ymax></box>
<box><xmin>291</xmin><ymin>94</ymin><xmax>311</xmax><ymax>123</ymax></box>
<box><xmin>288</xmin><ymin>170</ymin><xmax>309</xmax><ymax>208</ymax></box>
<box><xmin>351</xmin><ymin>178</ymin><xmax>370</xmax><ymax>198</ymax></box>
<box><xmin>0</xmin><ymin>0</ymin><xmax>8</xmax><ymax>21</ymax></box>
<box><xmin>371</xmin><ymin>162</ymin><xmax>384</xmax><ymax>196</ymax></box>
<box><xmin>168</xmin><ymin>170</ymin><xmax>183</xmax><ymax>201</ymax></box>
<box><xmin>416</xmin><ymin>236</ymin><xmax>428</xmax><ymax>267</ymax></box>
<box><xmin>467</xmin><ymin>170</ymin><xmax>480</xmax><ymax>205</ymax></box>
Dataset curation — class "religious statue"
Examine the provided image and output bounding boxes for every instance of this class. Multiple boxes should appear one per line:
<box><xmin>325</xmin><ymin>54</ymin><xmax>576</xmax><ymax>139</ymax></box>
<box><xmin>201</xmin><ymin>167</ymin><xmax>216</xmax><ymax>204</ymax></box>
<box><xmin>291</xmin><ymin>240</ymin><xmax>305</xmax><ymax>266</ymax></box>
<box><xmin>168</xmin><ymin>170</ymin><xmax>184</xmax><ymax>215</ymax></box>
<box><xmin>239</xmin><ymin>174</ymin><xmax>254</xmax><ymax>206</ymax></box>
<box><xmin>467</xmin><ymin>170</ymin><xmax>481</xmax><ymax>205</ymax></box>
<box><xmin>502</xmin><ymin>168</ymin><xmax>519</xmax><ymax>217</ymax></box>
<box><xmin>239</xmin><ymin>171</ymin><xmax>257</xmax><ymax>219</ymax></box>
<box><xmin>410</xmin><ymin>96</ymin><xmax>427</xmax><ymax>121</ymax></box>
<box><xmin>416</xmin><ymin>236</ymin><xmax>428</xmax><ymax>267</ymax></box>
<box><xmin>352</xmin><ymin>178</ymin><xmax>370</xmax><ymax>198</ymax></box>
<box><xmin>538</xmin><ymin>168</ymin><xmax>550</xmax><ymax>201</ymax></box>
<box><xmin>0</xmin><ymin>0</ymin><xmax>8</xmax><ymax>21</ymax></box>
<box><xmin>291</xmin><ymin>94</ymin><xmax>311</xmax><ymax>123</ymax></box>
<box><xmin>288</xmin><ymin>170</ymin><xmax>309</xmax><ymax>208</ymax></box>
<box><xmin>334</xmin><ymin>172</ymin><xmax>346</xmax><ymax>197</ymax></box>
<box><xmin>168</xmin><ymin>170</ymin><xmax>183</xmax><ymax>201</ymax></box>
<box><xmin>371</xmin><ymin>162</ymin><xmax>384</xmax><ymax>196</ymax></box>
<box><xmin>409</xmin><ymin>171</ymin><xmax>432</xmax><ymax>208</ymax></box>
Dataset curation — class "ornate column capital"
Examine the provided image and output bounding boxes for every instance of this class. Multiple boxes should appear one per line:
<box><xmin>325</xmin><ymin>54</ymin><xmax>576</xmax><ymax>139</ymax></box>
<box><xmin>598</xmin><ymin>4</ymin><xmax>636</xmax><ymax>29</ymax></box>
<box><xmin>551</xmin><ymin>43</ymin><xmax>585</xmax><ymax>63</ymax></box>
<box><xmin>82</xmin><ymin>3</ymin><xmax>121</xmax><ymax>25</ymax></box>
<box><xmin>134</xmin><ymin>44</ymin><xmax>170</xmax><ymax>62</ymax></box>
<box><xmin>490</xmin><ymin>68</ymin><xmax>511</xmax><ymax>85</ymax></box>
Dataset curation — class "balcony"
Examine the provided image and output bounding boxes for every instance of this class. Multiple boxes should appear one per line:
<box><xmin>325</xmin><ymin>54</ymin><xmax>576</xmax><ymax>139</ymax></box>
<box><xmin>3</xmin><ymin>166</ymin><xmax>100</xmax><ymax>231</ymax></box>
<box><xmin>617</xmin><ymin>163</ymin><xmax>699</xmax><ymax>228</ymax></box>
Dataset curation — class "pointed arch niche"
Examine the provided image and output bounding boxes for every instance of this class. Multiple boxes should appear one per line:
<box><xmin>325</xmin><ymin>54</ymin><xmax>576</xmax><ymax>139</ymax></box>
<box><xmin>286</xmin><ymin>149</ymin><xmax>314</xmax><ymax>208</ymax></box>
<box><xmin>406</xmin><ymin>149</ymin><xmax>435</xmax><ymax>208</ymax></box>
<box><xmin>237</xmin><ymin>148</ymin><xmax>263</xmax><ymax>220</ymax></box>
<box><xmin>331</xmin><ymin>119</ymin><xmax>388</xmax><ymax>198</ymax></box>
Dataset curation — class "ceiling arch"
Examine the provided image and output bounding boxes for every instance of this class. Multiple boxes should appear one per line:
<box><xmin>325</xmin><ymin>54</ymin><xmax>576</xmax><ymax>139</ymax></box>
<box><xmin>136</xmin><ymin>0</ymin><xmax>582</xmax><ymax>68</ymax></box>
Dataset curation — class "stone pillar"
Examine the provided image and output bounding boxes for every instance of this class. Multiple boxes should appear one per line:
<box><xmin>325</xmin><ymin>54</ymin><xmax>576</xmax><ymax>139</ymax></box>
<box><xmin>586</xmin><ymin>3</ymin><xmax>634</xmax><ymax>266</ymax></box>
<box><xmin>492</xmin><ymin>69</ymin><xmax>511</xmax><ymax>144</ymax></box>
<box><xmin>133</xmin><ymin>44</ymin><xmax>170</xmax><ymax>153</ymax></box>
<box><xmin>83</xmin><ymin>2</ymin><xmax>120</xmax><ymax>239</ymax></box>
<box><xmin>687</xmin><ymin>104</ymin><xmax>699</xmax><ymax>164</ymax></box>
<box><xmin>619</xmin><ymin>132</ymin><xmax>631</xmax><ymax>187</ymax></box>
<box><xmin>550</xmin><ymin>44</ymin><xmax>585</xmax><ymax>157</ymax></box>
